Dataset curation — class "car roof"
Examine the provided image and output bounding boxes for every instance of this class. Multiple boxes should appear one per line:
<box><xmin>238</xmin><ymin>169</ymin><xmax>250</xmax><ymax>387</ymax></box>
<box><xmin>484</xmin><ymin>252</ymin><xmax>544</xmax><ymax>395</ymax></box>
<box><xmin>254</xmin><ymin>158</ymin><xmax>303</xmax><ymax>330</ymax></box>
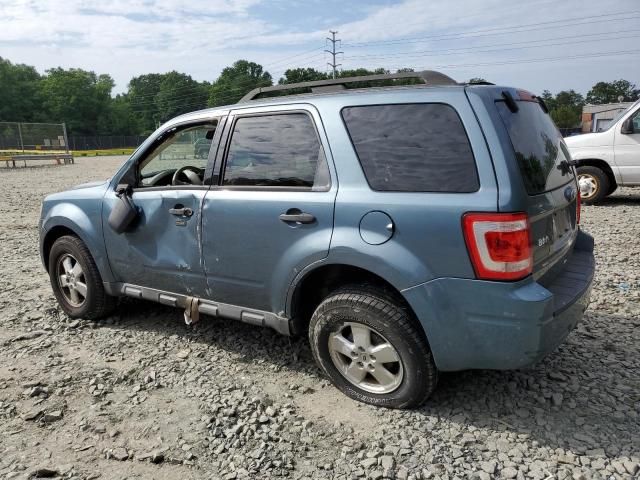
<box><xmin>168</xmin><ymin>82</ymin><xmax>469</xmax><ymax>127</ymax></box>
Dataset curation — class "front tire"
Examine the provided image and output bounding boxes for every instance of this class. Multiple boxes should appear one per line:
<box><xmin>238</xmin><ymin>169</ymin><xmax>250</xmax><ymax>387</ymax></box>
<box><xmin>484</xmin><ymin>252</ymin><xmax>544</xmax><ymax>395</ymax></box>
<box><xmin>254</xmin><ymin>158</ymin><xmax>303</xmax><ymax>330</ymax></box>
<box><xmin>48</xmin><ymin>235</ymin><xmax>116</xmax><ymax>319</ymax></box>
<box><xmin>577</xmin><ymin>166</ymin><xmax>609</xmax><ymax>204</ymax></box>
<box><xmin>309</xmin><ymin>286</ymin><xmax>437</xmax><ymax>409</ymax></box>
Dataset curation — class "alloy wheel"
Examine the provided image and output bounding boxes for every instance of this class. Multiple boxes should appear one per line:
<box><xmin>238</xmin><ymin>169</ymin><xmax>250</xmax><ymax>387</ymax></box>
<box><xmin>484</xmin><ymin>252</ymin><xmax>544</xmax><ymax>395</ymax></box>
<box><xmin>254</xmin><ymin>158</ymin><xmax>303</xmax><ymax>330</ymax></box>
<box><xmin>328</xmin><ymin>322</ymin><xmax>404</xmax><ymax>394</ymax></box>
<box><xmin>56</xmin><ymin>254</ymin><xmax>87</xmax><ymax>307</ymax></box>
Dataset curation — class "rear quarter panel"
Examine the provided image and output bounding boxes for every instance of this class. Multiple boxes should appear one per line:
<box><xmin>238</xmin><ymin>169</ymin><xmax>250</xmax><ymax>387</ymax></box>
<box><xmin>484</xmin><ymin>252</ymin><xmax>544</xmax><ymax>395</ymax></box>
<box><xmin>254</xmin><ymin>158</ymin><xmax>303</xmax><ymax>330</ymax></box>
<box><xmin>310</xmin><ymin>88</ymin><xmax>499</xmax><ymax>291</ymax></box>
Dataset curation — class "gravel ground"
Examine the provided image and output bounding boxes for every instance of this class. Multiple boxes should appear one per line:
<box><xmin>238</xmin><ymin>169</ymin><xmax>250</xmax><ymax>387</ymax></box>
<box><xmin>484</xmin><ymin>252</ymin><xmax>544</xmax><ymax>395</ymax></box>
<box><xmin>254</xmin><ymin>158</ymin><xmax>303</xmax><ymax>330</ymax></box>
<box><xmin>0</xmin><ymin>157</ymin><xmax>638</xmax><ymax>480</ymax></box>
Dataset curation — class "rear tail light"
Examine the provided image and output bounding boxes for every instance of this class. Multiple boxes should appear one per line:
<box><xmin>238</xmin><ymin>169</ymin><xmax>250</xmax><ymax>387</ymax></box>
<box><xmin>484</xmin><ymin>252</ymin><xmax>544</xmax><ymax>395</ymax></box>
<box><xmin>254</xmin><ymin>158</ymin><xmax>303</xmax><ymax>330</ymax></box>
<box><xmin>576</xmin><ymin>189</ymin><xmax>581</xmax><ymax>224</ymax></box>
<box><xmin>462</xmin><ymin>212</ymin><xmax>532</xmax><ymax>281</ymax></box>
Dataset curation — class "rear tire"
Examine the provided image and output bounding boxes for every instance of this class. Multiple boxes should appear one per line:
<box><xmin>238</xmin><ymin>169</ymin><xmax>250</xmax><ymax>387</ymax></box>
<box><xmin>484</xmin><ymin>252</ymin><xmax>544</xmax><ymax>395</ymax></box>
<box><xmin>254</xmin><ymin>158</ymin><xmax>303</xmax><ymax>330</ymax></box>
<box><xmin>577</xmin><ymin>166</ymin><xmax>609</xmax><ymax>204</ymax></box>
<box><xmin>309</xmin><ymin>286</ymin><xmax>437</xmax><ymax>409</ymax></box>
<box><xmin>48</xmin><ymin>235</ymin><xmax>116</xmax><ymax>320</ymax></box>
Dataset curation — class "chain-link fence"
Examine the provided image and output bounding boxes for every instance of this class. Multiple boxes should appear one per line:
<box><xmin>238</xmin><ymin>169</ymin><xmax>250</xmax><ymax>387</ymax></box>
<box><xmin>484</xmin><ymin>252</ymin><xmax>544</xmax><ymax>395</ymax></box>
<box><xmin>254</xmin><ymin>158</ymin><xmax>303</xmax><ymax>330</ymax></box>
<box><xmin>0</xmin><ymin>122</ymin><xmax>147</xmax><ymax>152</ymax></box>
<box><xmin>0</xmin><ymin>122</ymin><xmax>69</xmax><ymax>152</ymax></box>
<box><xmin>68</xmin><ymin>135</ymin><xmax>147</xmax><ymax>151</ymax></box>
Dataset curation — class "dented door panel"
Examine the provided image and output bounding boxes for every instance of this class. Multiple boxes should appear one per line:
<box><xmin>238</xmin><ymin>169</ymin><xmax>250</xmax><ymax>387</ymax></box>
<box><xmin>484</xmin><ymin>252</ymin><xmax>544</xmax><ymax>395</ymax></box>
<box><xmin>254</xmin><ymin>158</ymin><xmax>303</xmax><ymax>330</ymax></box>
<box><xmin>102</xmin><ymin>188</ymin><xmax>209</xmax><ymax>297</ymax></box>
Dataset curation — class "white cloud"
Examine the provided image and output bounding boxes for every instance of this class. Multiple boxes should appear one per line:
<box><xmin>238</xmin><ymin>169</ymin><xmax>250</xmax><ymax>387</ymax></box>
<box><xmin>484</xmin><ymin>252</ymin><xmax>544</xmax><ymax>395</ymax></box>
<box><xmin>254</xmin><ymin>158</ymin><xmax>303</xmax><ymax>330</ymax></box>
<box><xmin>1</xmin><ymin>0</ymin><xmax>639</xmax><ymax>94</ymax></box>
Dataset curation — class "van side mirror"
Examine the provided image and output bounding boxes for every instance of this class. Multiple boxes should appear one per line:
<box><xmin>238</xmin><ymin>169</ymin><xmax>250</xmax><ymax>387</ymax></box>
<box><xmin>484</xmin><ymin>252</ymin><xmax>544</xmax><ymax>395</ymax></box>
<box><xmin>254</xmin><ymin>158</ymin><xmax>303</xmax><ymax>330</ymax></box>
<box><xmin>621</xmin><ymin>118</ymin><xmax>634</xmax><ymax>134</ymax></box>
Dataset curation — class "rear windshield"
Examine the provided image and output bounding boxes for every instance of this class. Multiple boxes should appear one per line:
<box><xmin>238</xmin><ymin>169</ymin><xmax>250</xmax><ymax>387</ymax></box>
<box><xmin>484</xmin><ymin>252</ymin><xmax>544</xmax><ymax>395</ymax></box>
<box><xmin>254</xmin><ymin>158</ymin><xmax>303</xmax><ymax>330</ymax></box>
<box><xmin>341</xmin><ymin>103</ymin><xmax>479</xmax><ymax>192</ymax></box>
<box><xmin>496</xmin><ymin>100</ymin><xmax>574</xmax><ymax>195</ymax></box>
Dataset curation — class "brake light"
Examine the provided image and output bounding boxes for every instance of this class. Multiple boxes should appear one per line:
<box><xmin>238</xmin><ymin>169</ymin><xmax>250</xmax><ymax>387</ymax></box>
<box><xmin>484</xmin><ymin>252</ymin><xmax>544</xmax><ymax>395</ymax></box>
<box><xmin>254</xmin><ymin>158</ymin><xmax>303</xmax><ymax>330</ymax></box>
<box><xmin>576</xmin><ymin>189</ymin><xmax>581</xmax><ymax>224</ymax></box>
<box><xmin>462</xmin><ymin>212</ymin><xmax>532</xmax><ymax>281</ymax></box>
<box><xmin>516</xmin><ymin>89</ymin><xmax>535</xmax><ymax>101</ymax></box>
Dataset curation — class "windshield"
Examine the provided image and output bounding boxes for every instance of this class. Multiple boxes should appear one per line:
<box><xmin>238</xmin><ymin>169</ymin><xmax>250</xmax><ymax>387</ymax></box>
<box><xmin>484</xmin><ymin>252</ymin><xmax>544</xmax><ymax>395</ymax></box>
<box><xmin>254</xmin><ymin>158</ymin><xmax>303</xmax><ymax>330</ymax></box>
<box><xmin>602</xmin><ymin>99</ymin><xmax>640</xmax><ymax>131</ymax></box>
<box><xmin>496</xmin><ymin>100</ymin><xmax>575</xmax><ymax>195</ymax></box>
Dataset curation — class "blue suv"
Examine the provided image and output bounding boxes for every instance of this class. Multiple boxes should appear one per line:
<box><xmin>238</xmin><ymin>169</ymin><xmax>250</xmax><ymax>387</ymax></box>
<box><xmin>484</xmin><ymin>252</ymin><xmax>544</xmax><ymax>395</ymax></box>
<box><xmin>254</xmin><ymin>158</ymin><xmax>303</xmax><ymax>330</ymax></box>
<box><xmin>39</xmin><ymin>71</ymin><xmax>595</xmax><ymax>408</ymax></box>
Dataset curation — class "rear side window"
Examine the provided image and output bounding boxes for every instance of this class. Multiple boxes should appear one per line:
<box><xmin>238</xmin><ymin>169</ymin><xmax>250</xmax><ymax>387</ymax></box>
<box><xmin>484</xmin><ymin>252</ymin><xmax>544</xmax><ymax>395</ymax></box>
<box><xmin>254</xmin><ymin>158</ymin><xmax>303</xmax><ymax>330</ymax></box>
<box><xmin>341</xmin><ymin>103</ymin><xmax>479</xmax><ymax>192</ymax></box>
<box><xmin>222</xmin><ymin>113</ymin><xmax>330</xmax><ymax>189</ymax></box>
<box><xmin>496</xmin><ymin>100</ymin><xmax>574</xmax><ymax>195</ymax></box>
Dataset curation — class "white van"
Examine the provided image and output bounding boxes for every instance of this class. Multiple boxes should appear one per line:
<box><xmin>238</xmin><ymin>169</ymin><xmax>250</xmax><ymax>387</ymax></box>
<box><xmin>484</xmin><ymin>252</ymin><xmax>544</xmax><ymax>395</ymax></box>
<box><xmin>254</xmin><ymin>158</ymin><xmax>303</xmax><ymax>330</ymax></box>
<box><xmin>565</xmin><ymin>99</ymin><xmax>640</xmax><ymax>203</ymax></box>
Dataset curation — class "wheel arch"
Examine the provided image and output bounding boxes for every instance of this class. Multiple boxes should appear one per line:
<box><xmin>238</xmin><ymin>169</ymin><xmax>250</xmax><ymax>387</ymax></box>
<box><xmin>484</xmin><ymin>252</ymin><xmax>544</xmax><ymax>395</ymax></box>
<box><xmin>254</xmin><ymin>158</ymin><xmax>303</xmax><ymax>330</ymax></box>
<box><xmin>41</xmin><ymin>214</ymin><xmax>114</xmax><ymax>283</ymax></box>
<box><xmin>42</xmin><ymin>225</ymin><xmax>79</xmax><ymax>271</ymax></box>
<box><xmin>574</xmin><ymin>158</ymin><xmax>618</xmax><ymax>194</ymax></box>
<box><xmin>287</xmin><ymin>263</ymin><xmax>426</xmax><ymax>340</ymax></box>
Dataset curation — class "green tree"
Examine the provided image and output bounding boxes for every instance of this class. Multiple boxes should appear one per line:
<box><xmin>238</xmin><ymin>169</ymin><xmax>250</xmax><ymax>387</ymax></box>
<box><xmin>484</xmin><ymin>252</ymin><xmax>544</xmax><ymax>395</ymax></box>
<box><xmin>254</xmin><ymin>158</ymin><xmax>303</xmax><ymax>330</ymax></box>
<box><xmin>155</xmin><ymin>71</ymin><xmax>208</xmax><ymax>123</ymax></box>
<box><xmin>586</xmin><ymin>79</ymin><xmax>639</xmax><ymax>104</ymax></box>
<box><xmin>0</xmin><ymin>57</ymin><xmax>43</xmax><ymax>122</ymax></box>
<box><xmin>550</xmin><ymin>105</ymin><xmax>581</xmax><ymax>129</ymax></box>
<box><xmin>208</xmin><ymin>60</ymin><xmax>272</xmax><ymax>107</ymax></box>
<box><xmin>550</xmin><ymin>89</ymin><xmax>584</xmax><ymax>128</ymax></box>
<box><xmin>540</xmin><ymin>90</ymin><xmax>555</xmax><ymax>110</ymax></box>
<box><xmin>468</xmin><ymin>77</ymin><xmax>488</xmax><ymax>84</ymax></box>
<box><xmin>97</xmin><ymin>94</ymin><xmax>140</xmax><ymax>135</ymax></box>
<box><xmin>40</xmin><ymin>68</ymin><xmax>114</xmax><ymax>135</ymax></box>
<box><xmin>278</xmin><ymin>68</ymin><xmax>328</xmax><ymax>84</ymax></box>
<box><xmin>539</xmin><ymin>89</ymin><xmax>584</xmax><ymax>129</ymax></box>
<box><xmin>127</xmin><ymin>74</ymin><xmax>163</xmax><ymax>133</ymax></box>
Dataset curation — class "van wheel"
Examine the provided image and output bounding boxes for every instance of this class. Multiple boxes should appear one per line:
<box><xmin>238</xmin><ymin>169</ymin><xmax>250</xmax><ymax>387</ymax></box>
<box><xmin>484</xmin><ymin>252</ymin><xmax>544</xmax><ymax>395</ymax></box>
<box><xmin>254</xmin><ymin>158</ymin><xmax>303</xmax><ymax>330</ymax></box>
<box><xmin>577</xmin><ymin>166</ymin><xmax>609</xmax><ymax>204</ymax></box>
<box><xmin>48</xmin><ymin>235</ymin><xmax>116</xmax><ymax>320</ymax></box>
<box><xmin>309</xmin><ymin>286</ymin><xmax>437</xmax><ymax>409</ymax></box>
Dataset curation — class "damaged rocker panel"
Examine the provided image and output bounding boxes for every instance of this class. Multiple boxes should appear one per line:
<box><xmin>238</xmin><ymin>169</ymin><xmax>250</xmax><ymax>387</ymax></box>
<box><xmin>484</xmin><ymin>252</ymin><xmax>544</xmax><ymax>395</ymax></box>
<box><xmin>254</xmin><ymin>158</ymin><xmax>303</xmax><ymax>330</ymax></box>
<box><xmin>103</xmin><ymin>282</ymin><xmax>291</xmax><ymax>335</ymax></box>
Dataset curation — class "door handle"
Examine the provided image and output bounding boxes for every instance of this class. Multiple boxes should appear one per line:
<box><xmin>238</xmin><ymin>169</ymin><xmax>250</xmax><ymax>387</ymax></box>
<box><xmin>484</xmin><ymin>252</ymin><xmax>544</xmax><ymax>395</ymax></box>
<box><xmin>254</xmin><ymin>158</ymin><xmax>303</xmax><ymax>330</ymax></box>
<box><xmin>279</xmin><ymin>210</ymin><xmax>315</xmax><ymax>224</ymax></box>
<box><xmin>169</xmin><ymin>207</ymin><xmax>193</xmax><ymax>217</ymax></box>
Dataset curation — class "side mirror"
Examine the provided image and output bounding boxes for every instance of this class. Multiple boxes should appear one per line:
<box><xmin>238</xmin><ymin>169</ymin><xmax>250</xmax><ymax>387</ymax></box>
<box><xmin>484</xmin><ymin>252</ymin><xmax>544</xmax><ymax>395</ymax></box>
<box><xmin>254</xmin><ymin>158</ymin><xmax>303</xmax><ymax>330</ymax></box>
<box><xmin>108</xmin><ymin>184</ymin><xmax>139</xmax><ymax>234</ymax></box>
<box><xmin>621</xmin><ymin>118</ymin><xmax>634</xmax><ymax>134</ymax></box>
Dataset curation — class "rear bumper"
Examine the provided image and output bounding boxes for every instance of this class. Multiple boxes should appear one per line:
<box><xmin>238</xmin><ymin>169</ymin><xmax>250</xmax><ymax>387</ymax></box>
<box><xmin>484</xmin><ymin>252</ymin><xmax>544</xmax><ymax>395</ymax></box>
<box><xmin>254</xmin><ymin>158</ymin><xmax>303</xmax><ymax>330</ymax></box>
<box><xmin>402</xmin><ymin>230</ymin><xmax>595</xmax><ymax>371</ymax></box>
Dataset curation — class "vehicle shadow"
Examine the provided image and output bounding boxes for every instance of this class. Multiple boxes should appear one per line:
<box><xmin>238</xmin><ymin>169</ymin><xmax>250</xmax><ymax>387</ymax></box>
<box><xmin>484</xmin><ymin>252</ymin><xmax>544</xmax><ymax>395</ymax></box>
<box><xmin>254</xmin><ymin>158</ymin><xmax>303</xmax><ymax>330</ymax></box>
<box><xmin>102</xmin><ymin>300</ymin><xmax>639</xmax><ymax>456</ymax></box>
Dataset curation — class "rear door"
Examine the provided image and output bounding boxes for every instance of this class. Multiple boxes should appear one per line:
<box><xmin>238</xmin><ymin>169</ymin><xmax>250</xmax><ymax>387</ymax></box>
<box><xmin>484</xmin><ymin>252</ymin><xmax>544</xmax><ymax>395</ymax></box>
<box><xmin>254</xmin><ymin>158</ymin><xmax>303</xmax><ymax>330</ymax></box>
<box><xmin>201</xmin><ymin>104</ymin><xmax>337</xmax><ymax>313</ymax></box>
<box><xmin>495</xmin><ymin>93</ymin><xmax>579</xmax><ymax>276</ymax></box>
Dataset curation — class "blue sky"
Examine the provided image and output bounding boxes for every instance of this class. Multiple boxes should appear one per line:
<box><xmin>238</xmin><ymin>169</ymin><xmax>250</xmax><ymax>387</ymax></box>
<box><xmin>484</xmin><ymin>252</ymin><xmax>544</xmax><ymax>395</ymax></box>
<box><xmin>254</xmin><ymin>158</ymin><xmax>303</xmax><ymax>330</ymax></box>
<box><xmin>1</xmin><ymin>0</ymin><xmax>639</xmax><ymax>96</ymax></box>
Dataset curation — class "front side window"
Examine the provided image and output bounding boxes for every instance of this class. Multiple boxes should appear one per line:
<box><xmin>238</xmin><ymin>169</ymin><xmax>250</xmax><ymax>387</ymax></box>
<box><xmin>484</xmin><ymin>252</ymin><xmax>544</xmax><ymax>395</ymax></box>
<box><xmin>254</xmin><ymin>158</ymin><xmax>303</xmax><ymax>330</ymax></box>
<box><xmin>341</xmin><ymin>103</ymin><xmax>479</xmax><ymax>192</ymax></box>
<box><xmin>222</xmin><ymin>113</ymin><xmax>330</xmax><ymax>189</ymax></box>
<box><xmin>138</xmin><ymin>123</ymin><xmax>217</xmax><ymax>187</ymax></box>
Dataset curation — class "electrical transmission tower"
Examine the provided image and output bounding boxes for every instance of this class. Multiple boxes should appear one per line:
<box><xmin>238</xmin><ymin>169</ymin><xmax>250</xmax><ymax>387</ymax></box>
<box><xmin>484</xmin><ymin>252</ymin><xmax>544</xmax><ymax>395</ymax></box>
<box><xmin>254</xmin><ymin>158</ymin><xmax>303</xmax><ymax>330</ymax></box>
<box><xmin>325</xmin><ymin>30</ymin><xmax>343</xmax><ymax>79</ymax></box>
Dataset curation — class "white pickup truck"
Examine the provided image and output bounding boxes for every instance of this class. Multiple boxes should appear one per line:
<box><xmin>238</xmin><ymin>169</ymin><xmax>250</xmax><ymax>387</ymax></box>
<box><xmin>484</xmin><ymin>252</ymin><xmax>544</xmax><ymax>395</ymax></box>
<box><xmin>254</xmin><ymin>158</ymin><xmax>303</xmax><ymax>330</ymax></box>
<box><xmin>565</xmin><ymin>99</ymin><xmax>640</xmax><ymax>203</ymax></box>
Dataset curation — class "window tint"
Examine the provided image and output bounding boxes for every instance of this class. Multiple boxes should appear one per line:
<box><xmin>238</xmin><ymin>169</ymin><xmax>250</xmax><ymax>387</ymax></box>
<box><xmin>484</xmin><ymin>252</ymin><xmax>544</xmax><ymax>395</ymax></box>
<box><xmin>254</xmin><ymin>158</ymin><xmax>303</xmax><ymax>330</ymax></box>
<box><xmin>341</xmin><ymin>104</ymin><xmax>478</xmax><ymax>192</ymax></box>
<box><xmin>223</xmin><ymin>113</ymin><xmax>329</xmax><ymax>189</ymax></box>
<box><xmin>496</xmin><ymin>101</ymin><xmax>574</xmax><ymax>195</ymax></box>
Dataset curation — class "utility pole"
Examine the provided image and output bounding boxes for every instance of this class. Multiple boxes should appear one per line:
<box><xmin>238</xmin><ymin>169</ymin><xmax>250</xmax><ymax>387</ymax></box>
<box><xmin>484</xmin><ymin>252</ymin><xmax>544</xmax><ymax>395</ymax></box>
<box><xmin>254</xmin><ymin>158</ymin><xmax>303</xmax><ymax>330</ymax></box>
<box><xmin>325</xmin><ymin>30</ymin><xmax>343</xmax><ymax>79</ymax></box>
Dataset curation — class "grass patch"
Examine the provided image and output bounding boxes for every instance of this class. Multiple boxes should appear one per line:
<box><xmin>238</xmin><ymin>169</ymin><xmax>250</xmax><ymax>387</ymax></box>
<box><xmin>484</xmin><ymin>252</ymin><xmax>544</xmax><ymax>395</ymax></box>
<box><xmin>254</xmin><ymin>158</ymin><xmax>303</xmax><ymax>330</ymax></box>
<box><xmin>73</xmin><ymin>148</ymin><xmax>135</xmax><ymax>157</ymax></box>
<box><xmin>0</xmin><ymin>148</ymin><xmax>135</xmax><ymax>157</ymax></box>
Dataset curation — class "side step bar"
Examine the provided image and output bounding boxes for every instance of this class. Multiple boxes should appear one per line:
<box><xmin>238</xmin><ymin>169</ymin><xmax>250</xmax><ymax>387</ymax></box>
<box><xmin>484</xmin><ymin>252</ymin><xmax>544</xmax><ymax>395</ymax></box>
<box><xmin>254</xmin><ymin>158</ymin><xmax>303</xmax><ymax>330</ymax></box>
<box><xmin>104</xmin><ymin>282</ymin><xmax>291</xmax><ymax>335</ymax></box>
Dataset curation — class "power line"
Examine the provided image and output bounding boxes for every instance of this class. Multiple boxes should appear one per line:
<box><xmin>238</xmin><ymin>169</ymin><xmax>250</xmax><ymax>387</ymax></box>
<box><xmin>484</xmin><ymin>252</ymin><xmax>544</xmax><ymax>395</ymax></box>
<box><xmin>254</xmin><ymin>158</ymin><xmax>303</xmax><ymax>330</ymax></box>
<box><xmin>343</xmin><ymin>10</ymin><xmax>640</xmax><ymax>48</ymax></box>
<box><xmin>343</xmin><ymin>31</ymin><xmax>640</xmax><ymax>62</ymax></box>
<box><xmin>325</xmin><ymin>30</ymin><xmax>343</xmax><ymax>79</ymax></box>
<box><xmin>132</xmin><ymin>49</ymin><xmax>639</xmax><ymax>116</ymax></box>
<box><xmin>125</xmin><ymin>13</ymin><xmax>637</xmax><ymax>106</ymax></box>
<box><xmin>130</xmin><ymin>29</ymin><xmax>638</xmax><ymax>111</ymax></box>
<box><xmin>377</xmin><ymin>49</ymin><xmax>640</xmax><ymax>72</ymax></box>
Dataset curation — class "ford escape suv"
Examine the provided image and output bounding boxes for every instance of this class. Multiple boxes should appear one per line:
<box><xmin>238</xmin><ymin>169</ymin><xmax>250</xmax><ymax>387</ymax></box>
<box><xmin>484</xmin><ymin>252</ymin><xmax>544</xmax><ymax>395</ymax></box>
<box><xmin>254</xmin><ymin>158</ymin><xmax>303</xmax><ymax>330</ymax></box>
<box><xmin>39</xmin><ymin>71</ymin><xmax>595</xmax><ymax>409</ymax></box>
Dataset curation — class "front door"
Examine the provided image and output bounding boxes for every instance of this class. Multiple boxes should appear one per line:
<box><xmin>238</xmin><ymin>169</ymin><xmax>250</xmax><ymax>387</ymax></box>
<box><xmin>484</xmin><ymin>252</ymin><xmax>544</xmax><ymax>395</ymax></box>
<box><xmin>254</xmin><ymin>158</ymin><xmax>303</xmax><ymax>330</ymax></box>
<box><xmin>103</xmin><ymin>120</ymin><xmax>221</xmax><ymax>296</ymax></box>
<box><xmin>614</xmin><ymin>108</ymin><xmax>640</xmax><ymax>184</ymax></box>
<box><xmin>201</xmin><ymin>106</ymin><xmax>337</xmax><ymax>313</ymax></box>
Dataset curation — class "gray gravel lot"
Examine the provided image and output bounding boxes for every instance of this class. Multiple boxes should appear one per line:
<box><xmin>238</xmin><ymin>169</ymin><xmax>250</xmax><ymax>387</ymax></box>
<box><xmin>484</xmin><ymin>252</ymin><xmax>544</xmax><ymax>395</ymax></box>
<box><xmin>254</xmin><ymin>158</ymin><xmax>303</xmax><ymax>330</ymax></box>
<box><xmin>0</xmin><ymin>156</ymin><xmax>638</xmax><ymax>480</ymax></box>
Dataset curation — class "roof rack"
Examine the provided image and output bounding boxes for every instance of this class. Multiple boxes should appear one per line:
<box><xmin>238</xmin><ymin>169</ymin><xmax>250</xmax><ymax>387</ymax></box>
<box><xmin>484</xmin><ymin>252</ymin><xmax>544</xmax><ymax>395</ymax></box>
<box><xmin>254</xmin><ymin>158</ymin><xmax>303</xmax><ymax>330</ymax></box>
<box><xmin>239</xmin><ymin>70</ymin><xmax>458</xmax><ymax>102</ymax></box>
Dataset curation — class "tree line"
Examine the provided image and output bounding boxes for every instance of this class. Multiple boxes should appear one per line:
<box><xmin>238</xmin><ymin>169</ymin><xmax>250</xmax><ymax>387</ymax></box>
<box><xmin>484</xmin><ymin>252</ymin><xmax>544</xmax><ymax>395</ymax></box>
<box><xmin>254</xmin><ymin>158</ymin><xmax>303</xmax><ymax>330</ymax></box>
<box><xmin>1</xmin><ymin>56</ymin><xmax>638</xmax><ymax>135</ymax></box>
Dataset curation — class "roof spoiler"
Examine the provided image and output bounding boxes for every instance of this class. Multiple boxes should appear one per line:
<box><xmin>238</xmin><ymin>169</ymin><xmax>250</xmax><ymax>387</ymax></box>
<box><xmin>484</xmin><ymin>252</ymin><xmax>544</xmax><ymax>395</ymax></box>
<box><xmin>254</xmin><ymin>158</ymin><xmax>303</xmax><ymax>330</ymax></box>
<box><xmin>239</xmin><ymin>70</ymin><xmax>458</xmax><ymax>102</ymax></box>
